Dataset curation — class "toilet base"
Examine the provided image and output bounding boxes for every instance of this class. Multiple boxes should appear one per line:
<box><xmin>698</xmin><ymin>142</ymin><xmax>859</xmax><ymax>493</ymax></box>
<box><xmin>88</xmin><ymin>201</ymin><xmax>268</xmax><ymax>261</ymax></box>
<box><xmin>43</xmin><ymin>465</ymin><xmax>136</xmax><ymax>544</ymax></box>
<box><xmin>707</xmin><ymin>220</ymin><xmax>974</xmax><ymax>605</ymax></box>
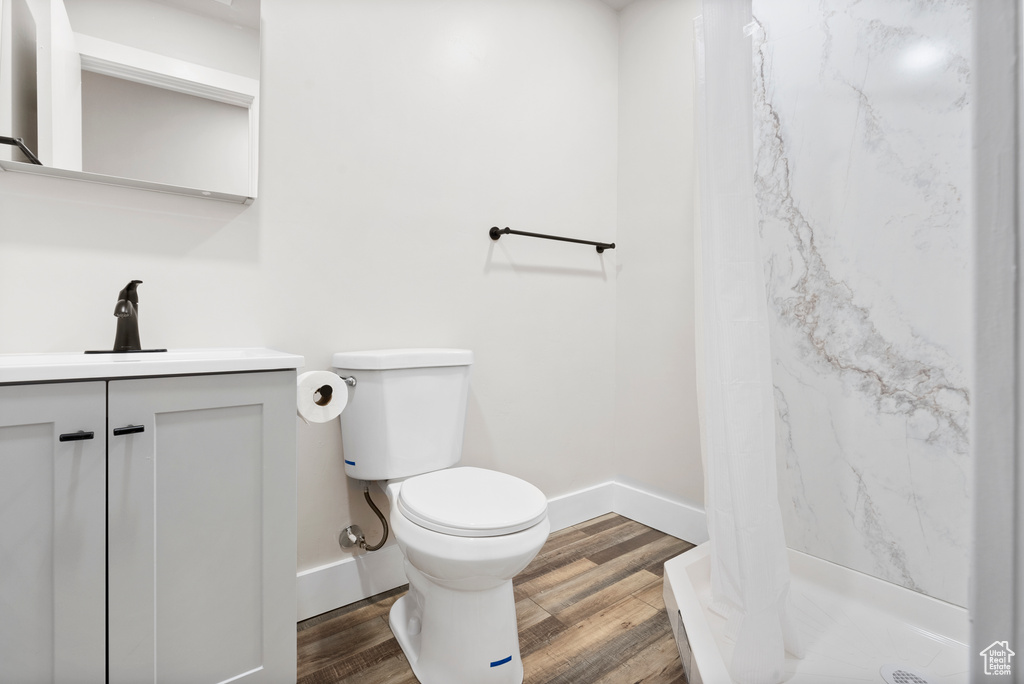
<box><xmin>390</xmin><ymin>561</ymin><xmax>524</xmax><ymax>684</ymax></box>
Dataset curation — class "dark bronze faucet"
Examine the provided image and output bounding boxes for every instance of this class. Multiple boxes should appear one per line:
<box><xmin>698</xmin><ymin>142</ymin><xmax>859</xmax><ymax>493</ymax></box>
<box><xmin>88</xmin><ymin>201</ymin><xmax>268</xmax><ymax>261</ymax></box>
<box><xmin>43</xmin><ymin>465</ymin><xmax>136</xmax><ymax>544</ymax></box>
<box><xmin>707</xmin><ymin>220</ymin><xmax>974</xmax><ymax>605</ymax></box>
<box><xmin>83</xmin><ymin>280</ymin><xmax>165</xmax><ymax>354</ymax></box>
<box><xmin>113</xmin><ymin>280</ymin><xmax>144</xmax><ymax>352</ymax></box>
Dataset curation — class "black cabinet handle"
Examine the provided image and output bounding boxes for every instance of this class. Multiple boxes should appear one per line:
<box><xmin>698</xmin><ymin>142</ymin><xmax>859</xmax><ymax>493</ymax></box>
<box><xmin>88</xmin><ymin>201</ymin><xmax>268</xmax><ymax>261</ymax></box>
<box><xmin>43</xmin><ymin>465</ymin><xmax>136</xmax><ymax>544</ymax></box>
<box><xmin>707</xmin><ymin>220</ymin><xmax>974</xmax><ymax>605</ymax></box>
<box><xmin>113</xmin><ymin>425</ymin><xmax>145</xmax><ymax>436</ymax></box>
<box><xmin>59</xmin><ymin>431</ymin><xmax>95</xmax><ymax>442</ymax></box>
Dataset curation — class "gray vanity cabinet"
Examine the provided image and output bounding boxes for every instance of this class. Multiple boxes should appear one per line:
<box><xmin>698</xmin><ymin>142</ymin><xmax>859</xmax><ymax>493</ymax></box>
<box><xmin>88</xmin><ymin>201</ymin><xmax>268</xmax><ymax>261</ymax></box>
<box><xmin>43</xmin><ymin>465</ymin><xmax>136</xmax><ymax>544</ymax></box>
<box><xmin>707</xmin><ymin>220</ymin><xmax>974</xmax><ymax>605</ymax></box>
<box><xmin>107</xmin><ymin>371</ymin><xmax>296</xmax><ymax>684</ymax></box>
<box><xmin>0</xmin><ymin>365</ymin><xmax>297</xmax><ymax>684</ymax></box>
<box><xmin>0</xmin><ymin>382</ymin><xmax>107</xmax><ymax>684</ymax></box>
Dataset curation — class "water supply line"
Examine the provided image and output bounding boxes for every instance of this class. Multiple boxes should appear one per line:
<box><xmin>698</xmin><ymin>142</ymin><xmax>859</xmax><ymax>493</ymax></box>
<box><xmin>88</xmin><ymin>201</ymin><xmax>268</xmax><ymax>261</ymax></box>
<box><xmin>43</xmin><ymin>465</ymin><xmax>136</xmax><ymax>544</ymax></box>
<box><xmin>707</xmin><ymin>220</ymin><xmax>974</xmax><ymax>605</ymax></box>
<box><xmin>339</xmin><ymin>481</ymin><xmax>389</xmax><ymax>552</ymax></box>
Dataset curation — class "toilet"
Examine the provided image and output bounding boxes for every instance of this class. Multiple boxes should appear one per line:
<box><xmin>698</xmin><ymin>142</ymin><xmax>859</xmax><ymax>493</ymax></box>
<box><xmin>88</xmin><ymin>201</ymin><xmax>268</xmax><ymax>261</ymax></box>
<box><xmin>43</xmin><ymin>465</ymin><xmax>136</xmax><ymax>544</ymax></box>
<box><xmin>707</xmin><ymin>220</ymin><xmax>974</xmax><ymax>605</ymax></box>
<box><xmin>332</xmin><ymin>348</ymin><xmax>550</xmax><ymax>684</ymax></box>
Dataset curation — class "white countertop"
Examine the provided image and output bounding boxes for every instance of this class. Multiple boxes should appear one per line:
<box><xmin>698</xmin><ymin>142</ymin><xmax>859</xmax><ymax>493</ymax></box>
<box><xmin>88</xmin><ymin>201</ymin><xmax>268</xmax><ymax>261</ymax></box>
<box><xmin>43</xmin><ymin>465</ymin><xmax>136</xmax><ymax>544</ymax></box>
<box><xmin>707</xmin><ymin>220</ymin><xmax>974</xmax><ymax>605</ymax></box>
<box><xmin>0</xmin><ymin>348</ymin><xmax>304</xmax><ymax>384</ymax></box>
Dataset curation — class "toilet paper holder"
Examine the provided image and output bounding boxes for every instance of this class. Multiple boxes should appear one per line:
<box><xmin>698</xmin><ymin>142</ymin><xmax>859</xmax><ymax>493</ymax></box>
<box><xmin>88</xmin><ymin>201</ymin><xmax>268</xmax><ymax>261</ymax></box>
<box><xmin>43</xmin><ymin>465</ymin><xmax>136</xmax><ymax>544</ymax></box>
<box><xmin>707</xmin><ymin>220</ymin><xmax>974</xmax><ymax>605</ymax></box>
<box><xmin>297</xmin><ymin>371</ymin><xmax>353</xmax><ymax>424</ymax></box>
<box><xmin>314</xmin><ymin>376</ymin><xmax>355</xmax><ymax>406</ymax></box>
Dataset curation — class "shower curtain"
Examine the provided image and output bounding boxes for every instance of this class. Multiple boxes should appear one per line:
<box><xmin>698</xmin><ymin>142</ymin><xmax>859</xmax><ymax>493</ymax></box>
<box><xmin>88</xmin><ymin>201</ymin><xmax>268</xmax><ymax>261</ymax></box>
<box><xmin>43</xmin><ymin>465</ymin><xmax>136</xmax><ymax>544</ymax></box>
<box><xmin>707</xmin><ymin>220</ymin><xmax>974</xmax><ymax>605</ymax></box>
<box><xmin>694</xmin><ymin>2</ymin><xmax>803</xmax><ymax>682</ymax></box>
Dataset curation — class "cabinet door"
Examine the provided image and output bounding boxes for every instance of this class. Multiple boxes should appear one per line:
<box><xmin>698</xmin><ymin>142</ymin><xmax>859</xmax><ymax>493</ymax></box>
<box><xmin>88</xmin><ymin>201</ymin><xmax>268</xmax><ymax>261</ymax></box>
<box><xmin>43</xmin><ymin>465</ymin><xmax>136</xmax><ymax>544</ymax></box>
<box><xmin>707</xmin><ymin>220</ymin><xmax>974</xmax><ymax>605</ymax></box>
<box><xmin>0</xmin><ymin>382</ymin><xmax>106</xmax><ymax>684</ymax></box>
<box><xmin>107</xmin><ymin>371</ymin><xmax>297</xmax><ymax>684</ymax></box>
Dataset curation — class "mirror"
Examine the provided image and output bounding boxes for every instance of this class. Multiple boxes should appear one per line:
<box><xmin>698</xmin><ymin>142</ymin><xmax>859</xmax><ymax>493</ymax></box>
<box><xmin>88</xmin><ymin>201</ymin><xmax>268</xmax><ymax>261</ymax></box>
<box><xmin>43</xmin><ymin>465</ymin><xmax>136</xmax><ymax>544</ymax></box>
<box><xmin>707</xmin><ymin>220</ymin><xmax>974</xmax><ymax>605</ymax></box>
<box><xmin>0</xmin><ymin>0</ymin><xmax>260</xmax><ymax>203</ymax></box>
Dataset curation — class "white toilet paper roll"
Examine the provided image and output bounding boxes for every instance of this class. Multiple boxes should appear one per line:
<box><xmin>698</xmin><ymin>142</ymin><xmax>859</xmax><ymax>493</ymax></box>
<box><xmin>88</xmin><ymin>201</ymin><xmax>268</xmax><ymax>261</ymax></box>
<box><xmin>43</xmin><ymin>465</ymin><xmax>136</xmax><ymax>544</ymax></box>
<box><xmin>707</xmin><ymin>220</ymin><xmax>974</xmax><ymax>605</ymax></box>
<box><xmin>296</xmin><ymin>370</ymin><xmax>349</xmax><ymax>424</ymax></box>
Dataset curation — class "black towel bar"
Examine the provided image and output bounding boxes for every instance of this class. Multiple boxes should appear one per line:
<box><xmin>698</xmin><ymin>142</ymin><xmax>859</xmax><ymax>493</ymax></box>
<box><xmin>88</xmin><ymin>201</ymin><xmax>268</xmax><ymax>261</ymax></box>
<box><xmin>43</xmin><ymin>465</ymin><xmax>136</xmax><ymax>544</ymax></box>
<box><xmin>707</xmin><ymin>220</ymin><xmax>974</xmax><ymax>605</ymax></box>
<box><xmin>0</xmin><ymin>136</ymin><xmax>42</xmax><ymax>165</ymax></box>
<box><xmin>488</xmin><ymin>226</ymin><xmax>615</xmax><ymax>253</ymax></box>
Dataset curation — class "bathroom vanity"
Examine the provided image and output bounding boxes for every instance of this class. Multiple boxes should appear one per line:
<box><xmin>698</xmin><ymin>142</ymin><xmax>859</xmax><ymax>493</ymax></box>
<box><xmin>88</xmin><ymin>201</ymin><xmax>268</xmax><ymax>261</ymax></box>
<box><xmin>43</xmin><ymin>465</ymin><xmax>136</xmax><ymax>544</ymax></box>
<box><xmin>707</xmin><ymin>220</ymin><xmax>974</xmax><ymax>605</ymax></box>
<box><xmin>0</xmin><ymin>349</ymin><xmax>302</xmax><ymax>684</ymax></box>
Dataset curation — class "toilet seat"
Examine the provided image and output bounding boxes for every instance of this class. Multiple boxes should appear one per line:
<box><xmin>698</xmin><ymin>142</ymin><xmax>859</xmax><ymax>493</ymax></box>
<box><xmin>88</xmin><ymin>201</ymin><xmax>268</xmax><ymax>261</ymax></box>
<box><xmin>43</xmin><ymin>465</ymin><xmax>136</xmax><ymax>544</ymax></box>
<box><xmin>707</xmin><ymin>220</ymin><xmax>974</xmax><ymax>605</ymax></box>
<box><xmin>397</xmin><ymin>467</ymin><xmax>548</xmax><ymax>538</ymax></box>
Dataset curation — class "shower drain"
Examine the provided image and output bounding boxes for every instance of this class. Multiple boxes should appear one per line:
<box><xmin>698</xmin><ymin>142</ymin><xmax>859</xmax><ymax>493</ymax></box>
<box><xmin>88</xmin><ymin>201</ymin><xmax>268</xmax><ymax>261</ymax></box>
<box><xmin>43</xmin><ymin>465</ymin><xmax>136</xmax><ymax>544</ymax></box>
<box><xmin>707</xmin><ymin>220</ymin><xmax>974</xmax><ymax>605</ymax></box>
<box><xmin>880</xmin><ymin>664</ymin><xmax>934</xmax><ymax>684</ymax></box>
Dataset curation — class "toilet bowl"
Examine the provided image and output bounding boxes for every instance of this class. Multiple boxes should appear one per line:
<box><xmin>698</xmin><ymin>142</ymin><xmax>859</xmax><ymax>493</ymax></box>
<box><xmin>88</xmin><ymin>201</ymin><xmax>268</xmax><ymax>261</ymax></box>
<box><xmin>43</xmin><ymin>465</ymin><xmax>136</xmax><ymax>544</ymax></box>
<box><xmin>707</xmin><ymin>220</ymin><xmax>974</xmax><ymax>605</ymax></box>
<box><xmin>333</xmin><ymin>350</ymin><xmax>550</xmax><ymax>684</ymax></box>
<box><xmin>383</xmin><ymin>468</ymin><xmax>549</xmax><ymax>683</ymax></box>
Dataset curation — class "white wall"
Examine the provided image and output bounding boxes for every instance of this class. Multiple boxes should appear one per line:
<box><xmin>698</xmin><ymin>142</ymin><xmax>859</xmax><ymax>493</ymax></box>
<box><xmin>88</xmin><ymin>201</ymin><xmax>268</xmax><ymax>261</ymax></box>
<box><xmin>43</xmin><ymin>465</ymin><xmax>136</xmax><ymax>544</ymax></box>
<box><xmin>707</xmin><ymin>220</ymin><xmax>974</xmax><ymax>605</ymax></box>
<box><xmin>615</xmin><ymin>0</ymin><xmax>703</xmax><ymax>507</ymax></box>
<box><xmin>268</xmin><ymin>0</ymin><xmax>621</xmax><ymax>570</ymax></box>
<box><xmin>0</xmin><ymin>0</ymin><xmax>624</xmax><ymax>574</ymax></box>
<box><xmin>63</xmin><ymin>0</ymin><xmax>259</xmax><ymax>78</ymax></box>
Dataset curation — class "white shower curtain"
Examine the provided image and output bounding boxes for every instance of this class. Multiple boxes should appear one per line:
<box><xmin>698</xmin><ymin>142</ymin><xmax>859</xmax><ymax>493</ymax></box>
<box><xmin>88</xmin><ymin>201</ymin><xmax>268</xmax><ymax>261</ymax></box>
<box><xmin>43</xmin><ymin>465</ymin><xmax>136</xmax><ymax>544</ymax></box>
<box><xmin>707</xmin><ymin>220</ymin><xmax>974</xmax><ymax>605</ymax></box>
<box><xmin>694</xmin><ymin>2</ymin><xmax>803</xmax><ymax>683</ymax></box>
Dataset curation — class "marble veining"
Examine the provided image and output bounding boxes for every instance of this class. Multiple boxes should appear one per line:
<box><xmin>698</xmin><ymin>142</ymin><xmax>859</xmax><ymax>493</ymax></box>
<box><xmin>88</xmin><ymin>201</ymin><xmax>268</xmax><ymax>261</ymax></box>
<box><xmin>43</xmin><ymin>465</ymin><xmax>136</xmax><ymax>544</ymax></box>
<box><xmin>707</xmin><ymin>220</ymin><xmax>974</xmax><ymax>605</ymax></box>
<box><xmin>751</xmin><ymin>0</ymin><xmax>971</xmax><ymax>605</ymax></box>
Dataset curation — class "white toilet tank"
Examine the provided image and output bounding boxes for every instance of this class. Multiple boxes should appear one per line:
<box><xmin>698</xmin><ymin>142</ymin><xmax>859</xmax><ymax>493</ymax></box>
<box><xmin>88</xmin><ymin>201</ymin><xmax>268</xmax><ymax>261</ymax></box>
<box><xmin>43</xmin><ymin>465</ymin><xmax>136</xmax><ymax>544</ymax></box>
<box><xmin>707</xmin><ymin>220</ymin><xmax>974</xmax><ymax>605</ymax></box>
<box><xmin>332</xmin><ymin>349</ymin><xmax>473</xmax><ymax>481</ymax></box>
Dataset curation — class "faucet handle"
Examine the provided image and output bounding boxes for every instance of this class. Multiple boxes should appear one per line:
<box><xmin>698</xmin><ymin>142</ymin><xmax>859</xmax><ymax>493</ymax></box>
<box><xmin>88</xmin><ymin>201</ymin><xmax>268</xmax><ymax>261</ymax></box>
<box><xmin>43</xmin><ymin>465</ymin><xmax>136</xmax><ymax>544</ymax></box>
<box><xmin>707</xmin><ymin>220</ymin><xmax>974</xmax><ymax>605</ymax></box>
<box><xmin>118</xmin><ymin>279</ymin><xmax>143</xmax><ymax>305</ymax></box>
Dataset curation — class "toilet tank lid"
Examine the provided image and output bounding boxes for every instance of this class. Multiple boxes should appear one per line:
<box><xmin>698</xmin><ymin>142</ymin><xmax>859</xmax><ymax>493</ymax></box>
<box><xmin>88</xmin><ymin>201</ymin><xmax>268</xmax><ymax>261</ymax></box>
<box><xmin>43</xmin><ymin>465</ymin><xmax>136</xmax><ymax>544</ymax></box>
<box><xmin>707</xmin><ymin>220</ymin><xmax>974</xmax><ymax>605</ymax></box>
<box><xmin>332</xmin><ymin>348</ymin><xmax>473</xmax><ymax>370</ymax></box>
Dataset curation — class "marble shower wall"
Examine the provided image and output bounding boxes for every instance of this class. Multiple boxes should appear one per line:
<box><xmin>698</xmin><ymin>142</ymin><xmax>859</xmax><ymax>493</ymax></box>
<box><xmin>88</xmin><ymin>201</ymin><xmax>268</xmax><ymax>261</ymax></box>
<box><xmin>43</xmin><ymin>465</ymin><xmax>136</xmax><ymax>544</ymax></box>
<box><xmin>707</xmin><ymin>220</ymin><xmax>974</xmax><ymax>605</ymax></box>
<box><xmin>751</xmin><ymin>0</ymin><xmax>971</xmax><ymax>606</ymax></box>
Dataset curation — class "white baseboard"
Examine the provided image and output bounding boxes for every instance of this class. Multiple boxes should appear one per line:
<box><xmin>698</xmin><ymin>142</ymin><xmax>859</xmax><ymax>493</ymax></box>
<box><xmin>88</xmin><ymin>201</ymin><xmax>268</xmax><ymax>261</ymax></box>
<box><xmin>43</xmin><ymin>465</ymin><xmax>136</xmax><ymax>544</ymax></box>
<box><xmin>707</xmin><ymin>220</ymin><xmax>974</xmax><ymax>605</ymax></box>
<box><xmin>296</xmin><ymin>543</ymin><xmax>407</xmax><ymax>622</ymax></box>
<box><xmin>545</xmin><ymin>481</ymin><xmax>616</xmax><ymax>530</ymax></box>
<box><xmin>612</xmin><ymin>482</ymin><xmax>709</xmax><ymax>545</ymax></box>
<box><xmin>296</xmin><ymin>480</ymin><xmax>707</xmax><ymax>621</ymax></box>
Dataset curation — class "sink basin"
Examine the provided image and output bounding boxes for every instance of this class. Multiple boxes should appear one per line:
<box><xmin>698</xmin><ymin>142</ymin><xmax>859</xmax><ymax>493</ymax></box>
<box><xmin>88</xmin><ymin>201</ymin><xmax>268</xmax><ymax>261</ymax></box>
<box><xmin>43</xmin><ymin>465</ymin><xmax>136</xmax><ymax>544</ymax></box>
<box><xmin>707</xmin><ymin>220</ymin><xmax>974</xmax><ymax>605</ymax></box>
<box><xmin>0</xmin><ymin>348</ymin><xmax>304</xmax><ymax>383</ymax></box>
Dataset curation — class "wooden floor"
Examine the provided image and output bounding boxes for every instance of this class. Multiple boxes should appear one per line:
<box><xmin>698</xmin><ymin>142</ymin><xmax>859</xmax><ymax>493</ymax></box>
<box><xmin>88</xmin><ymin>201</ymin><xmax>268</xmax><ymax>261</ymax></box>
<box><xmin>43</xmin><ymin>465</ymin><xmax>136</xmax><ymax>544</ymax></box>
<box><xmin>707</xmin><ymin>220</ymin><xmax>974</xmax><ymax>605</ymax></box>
<box><xmin>297</xmin><ymin>513</ymin><xmax>695</xmax><ymax>683</ymax></box>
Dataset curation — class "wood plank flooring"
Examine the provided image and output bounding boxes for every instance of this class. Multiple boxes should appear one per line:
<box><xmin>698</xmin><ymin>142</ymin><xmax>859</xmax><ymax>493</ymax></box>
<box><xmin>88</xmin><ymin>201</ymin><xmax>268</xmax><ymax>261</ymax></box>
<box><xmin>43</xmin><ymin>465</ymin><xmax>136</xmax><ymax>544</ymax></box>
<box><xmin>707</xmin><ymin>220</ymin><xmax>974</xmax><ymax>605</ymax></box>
<box><xmin>297</xmin><ymin>513</ymin><xmax>695</xmax><ymax>683</ymax></box>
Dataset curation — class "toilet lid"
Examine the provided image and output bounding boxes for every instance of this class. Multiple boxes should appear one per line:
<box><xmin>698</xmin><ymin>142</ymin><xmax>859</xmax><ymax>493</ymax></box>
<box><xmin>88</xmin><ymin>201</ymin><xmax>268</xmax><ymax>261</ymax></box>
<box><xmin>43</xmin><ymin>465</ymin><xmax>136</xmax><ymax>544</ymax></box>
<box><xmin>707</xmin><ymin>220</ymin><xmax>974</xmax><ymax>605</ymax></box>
<box><xmin>397</xmin><ymin>467</ymin><xmax>548</xmax><ymax>537</ymax></box>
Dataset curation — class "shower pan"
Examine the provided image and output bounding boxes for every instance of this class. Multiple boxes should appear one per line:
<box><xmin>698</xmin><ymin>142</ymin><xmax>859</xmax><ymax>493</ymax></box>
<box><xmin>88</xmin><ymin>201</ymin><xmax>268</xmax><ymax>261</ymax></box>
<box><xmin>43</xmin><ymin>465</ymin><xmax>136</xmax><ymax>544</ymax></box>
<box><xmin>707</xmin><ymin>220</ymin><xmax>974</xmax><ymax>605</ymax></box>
<box><xmin>664</xmin><ymin>545</ymin><xmax>967</xmax><ymax>683</ymax></box>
